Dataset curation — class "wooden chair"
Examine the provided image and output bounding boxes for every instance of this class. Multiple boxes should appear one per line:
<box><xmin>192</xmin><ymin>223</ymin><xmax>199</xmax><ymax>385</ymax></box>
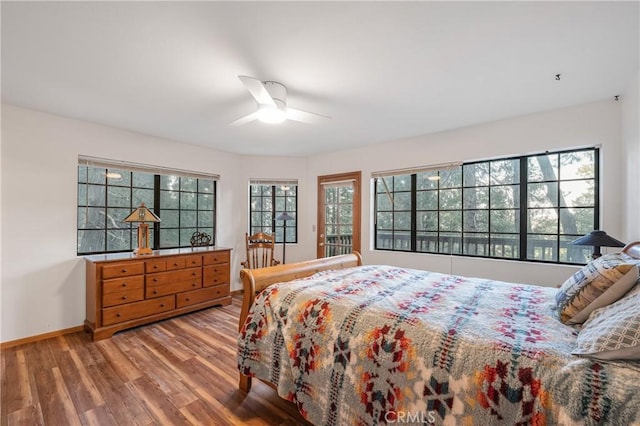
<box><xmin>241</xmin><ymin>232</ymin><xmax>280</xmax><ymax>269</ymax></box>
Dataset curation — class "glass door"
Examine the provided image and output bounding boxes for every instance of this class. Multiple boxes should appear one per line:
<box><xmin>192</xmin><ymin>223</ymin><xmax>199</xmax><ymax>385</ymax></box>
<box><xmin>317</xmin><ymin>171</ymin><xmax>361</xmax><ymax>258</ymax></box>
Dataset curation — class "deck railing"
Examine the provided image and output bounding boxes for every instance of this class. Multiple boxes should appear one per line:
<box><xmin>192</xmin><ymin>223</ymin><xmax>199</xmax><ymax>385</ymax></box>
<box><xmin>327</xmin><ymin>233</ymin><xmax>589</xmax><ymax>263</ymax></box>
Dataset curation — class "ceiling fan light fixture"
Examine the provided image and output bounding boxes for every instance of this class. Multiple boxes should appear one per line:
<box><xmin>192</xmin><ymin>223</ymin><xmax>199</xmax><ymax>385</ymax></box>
<box><xmin>256</xmin><ymin>106</ymin><xmax>287</xmax><ymax>124</ymax></box>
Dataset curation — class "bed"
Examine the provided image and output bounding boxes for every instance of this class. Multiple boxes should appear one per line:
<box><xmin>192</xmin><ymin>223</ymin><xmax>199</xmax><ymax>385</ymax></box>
<box><xmin>238</xmin><ymin>244</ymin><xmax>640</xmax><ymax>425</ymax></box>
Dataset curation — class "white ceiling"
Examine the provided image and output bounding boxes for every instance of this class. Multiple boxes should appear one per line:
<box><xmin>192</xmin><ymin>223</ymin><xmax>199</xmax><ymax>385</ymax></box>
<box><xmin>2</xmin><ymin>2</ymin><xmax>638</xmax><ymax>157</ymax></box>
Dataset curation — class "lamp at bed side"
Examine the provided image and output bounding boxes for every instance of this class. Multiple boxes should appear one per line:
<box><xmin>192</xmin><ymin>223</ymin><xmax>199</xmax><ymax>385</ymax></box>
<box><xmin>275</xmin><ymin>211</ymin><xmax>294</xmax><ymax>264</ymax></box>
<box><xmin>571</xmin><ymin>230</ymin><xmax>625</xmax><ymax>260</ymax></box>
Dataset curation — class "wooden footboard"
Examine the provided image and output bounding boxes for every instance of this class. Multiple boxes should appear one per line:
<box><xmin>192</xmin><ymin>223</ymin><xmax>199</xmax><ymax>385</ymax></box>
<box><xmin>238</xmin><ymin>252</ymin><xmax>362</xmax><ymax>392</ymax></box>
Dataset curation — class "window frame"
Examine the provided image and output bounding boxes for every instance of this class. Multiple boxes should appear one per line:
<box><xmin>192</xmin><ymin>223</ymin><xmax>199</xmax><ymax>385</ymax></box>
<box><xmin>248</xmin><ymin>183</ymin><xmax>298</xmax><ymax>244</ymax></box>
<box><xmin>374</xmin><ymin>147</ymin><xmax>599</xmax><ymax>265</ymax></box>
<box><xmin>77</xmin><ymin>165</ymin><xmax>217</xmax><ymax>256</ymax></box>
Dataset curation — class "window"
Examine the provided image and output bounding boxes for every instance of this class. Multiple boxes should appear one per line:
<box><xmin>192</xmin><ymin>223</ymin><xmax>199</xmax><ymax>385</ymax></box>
<box><xmin>249</xmin><ymin>179</ymin><xmax>298</xmax><ymax>243</ymax></box>
<box><xmin>77</xmin><ymin>158</ymin><xmax>217</xmax><ymax>255</ymax></box>
<box><xmin>374</xmin><ymin>147</ymin><xmax>598</xmax><ymax>264</ymax></box>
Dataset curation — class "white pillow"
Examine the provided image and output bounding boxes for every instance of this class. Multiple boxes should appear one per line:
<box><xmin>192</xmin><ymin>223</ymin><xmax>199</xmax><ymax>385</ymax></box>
<box><xmin>573</xmin><ymin>285</ymin><xmax>640</xmax><ymax>360</ymax></box>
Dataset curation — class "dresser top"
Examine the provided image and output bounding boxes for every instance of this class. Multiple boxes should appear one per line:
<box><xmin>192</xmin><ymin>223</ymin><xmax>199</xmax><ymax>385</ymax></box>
<box><xmin>84</xmin><ymin>246</ymin><xmax>232</xmax><ymax>263</ymax></box>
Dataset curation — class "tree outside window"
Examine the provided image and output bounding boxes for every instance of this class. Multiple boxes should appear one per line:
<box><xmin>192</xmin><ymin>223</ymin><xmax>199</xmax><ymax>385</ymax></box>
<box><xmin>374</xmin><ymin>147</ymin><xmax>598</xmax><ymax>264</ymax></box>
<box><xmin>249</xmin><ymin>180</ymin><xmax>298</xmax><ymax>243</ymax></box>
<box><xmin>78</xmin><ymin>164</ymin><xmax>216</xmax><ymax>255</ymax></box>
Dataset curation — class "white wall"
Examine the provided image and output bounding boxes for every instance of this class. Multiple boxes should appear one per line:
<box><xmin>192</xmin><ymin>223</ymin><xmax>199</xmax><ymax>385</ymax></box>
<box><xmin>0</xmin><ymin>105</ymin><xmax>243</xmax><ymax>343</ymax></box>
<box><xmin>300</xmin><ymin>100</ymin><xmax>623</xmax><ymax>287</ymax></box>
<box><xmin>622</xmin><ymin>71</ymin><xmax>640</xmax><ymax>241</ymax></box>
<box><xmin>0</xmin><ymin>99</ymin><xmax>627</xmax><ymax>342</ymax></box>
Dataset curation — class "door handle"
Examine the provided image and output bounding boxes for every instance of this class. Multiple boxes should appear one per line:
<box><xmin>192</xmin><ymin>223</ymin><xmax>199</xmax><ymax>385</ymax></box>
<box><xmin>318</xmin><ymin>242</ymin><xmax>325</xmax><ymax>247</ymax></box>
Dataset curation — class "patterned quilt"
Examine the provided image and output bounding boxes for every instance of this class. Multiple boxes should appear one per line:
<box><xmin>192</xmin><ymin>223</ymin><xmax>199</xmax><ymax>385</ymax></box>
<box><xmin>237</xmin><ymin>265</ymin><xmax>640</xmax><ymax>425</ymax></box>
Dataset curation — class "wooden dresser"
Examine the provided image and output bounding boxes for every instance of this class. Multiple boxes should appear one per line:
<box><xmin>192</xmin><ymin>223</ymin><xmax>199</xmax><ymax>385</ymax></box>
<box><xmin>85</xmin><ymin>247</ymin><xmax>232</xmax><ymax>341</ymax></box>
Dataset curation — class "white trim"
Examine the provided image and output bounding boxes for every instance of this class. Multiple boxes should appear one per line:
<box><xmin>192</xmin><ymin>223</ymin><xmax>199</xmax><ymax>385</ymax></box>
<box><xmin>249</xmin><ymin>178</ymin><xmax>298</xmax><ymax>186</ymax></box>
<box><xmin>319</xmin><ymin>179</ymin><xmax>356</xmax><ymax>187</ymax></box>
<box><xmin>371</xmin><ymin>162</ymin><xmax>462</xmax><ymax>178</ymax></box>
<box><xmin>78</xmin><ymin>155</ymin><xmax>220</xmax><ymax>180</ymax></box>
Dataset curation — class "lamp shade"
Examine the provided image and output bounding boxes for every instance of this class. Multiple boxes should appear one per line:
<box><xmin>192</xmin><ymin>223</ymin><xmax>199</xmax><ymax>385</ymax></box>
<box><xmin>122</xmin><ymin>203</ymin><xmax>160</xmax><ymax>256</ymax></box>
<box><xmin>123</xmin><ymin>203</ymin><xmax>161</xmax><ymax>223</ymax></box>
<box><xmin>275</xmin><ymin>212</ymin><xmax>294</xmax><ymax>221</ymax></box>
<box><xmin>571</xmin><ymin>230</ymin><xmax>624</xmax><ymax>248</ymax></box>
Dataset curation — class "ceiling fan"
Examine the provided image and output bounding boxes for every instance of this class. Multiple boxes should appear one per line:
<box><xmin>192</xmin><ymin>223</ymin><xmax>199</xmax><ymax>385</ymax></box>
<box><xmin>230</xmin><ymin>75</ymin><xmax>330</xmax><ymax>126</ymax></box>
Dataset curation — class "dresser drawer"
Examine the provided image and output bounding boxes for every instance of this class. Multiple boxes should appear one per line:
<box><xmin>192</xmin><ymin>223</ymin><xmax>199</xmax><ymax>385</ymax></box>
<box><xmin>203</xmin><ymin>251</ymin><xmax>230</xmax><ymax>266</ymax></box>
<box><xmin>203</xmin><ymin>265</ymin><xmax>230</xmax><ymax>287</ymax></box>
<box><xmin>184</xmin><ymin>255</ymin><xmax>203</xmax><ymax>268</ymax></box>
<box><xmin>145</xmin><ymin>259</ymin><xmax>166</xmax><ymax>273</ymax></box>
<box><xmin>166</xmin><ymin>257</ymin><xmax>187</xmax><ymax>271</ymax></box>
<box><xmin>146</xmin><ymin>279</ymin><xmax>202</xmax><ymax>298</ymax></box>
<box><xmin>103</xmin><ymin>275</ymin><xmax>144</xmax><ymax>295</ymax></box>
<box><xmin>176</xmin><ymin>284</ymin><xmax>230</xmax><ymax>308</ymax></box>
<box><xmin>102</xmin><ymin>295</ymin><xmax>175</xmax><ymax>326</ymax></box>
<box><xmin>103</xmin><ymin>287</ymin><xmax>144</xmax><ymax>308</ymax></box>
<box><xmin>102</xmin><ymin>262</ymin><xmax>144</xmax><ymax>279</ymax></box>
<box><xmin>146</xmin><ymin>268</ymin><xmax>202</xmax><ymax>287</ymax></box>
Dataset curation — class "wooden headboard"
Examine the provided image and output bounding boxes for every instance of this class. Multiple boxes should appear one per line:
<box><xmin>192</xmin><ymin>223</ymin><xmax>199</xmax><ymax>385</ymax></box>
<box><xmin>623</xmin><ymin>241</ymin><xmax>640</xmax><ymax>259</ymax></box>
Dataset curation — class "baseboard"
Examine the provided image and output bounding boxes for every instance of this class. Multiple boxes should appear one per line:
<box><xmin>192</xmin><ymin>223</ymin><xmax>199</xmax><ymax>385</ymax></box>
<box><xmin>2</xmin><ymin>294</ymin><xmax>244</xmax><ymax>349</ymax></box>
<box><xmin>1</xmin><ymin>325</ymin><xmax>85</xmax><ymax>349</ymax></box>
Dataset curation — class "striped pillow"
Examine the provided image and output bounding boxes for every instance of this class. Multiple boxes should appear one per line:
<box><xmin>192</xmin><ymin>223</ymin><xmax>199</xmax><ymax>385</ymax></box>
<box><xmin>555</xmin><ymin>253</ymin><xmax>640</xmax><ymax>325</ymax></box>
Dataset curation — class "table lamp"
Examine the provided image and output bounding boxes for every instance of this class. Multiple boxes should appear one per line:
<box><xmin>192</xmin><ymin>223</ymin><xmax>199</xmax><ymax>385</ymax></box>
<box><xmin>275</xmin><ymin>211</ymin><xmax>294</xmax><ymax>264</ymax></box>
<box><xmin>123</xmin><ymin>203</ymin><xmax>161</xmax><ymax>255</ymax></box>
<box><xmin>571</xmin><ymin>230</ymin><xmax>625</xmax><ymax>260</ymax></box>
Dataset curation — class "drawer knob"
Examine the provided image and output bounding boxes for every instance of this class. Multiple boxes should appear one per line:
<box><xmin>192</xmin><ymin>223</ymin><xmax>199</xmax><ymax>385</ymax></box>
<box><xmin>173</xmin><ymin>263</ymin><xmax>179</xmax><ymax>266</ymax></box>
<box><xmin>192</xmin><ymin>283</ymin><xmax>197</xmax><ymax>287</ymax></box>
<box><xmin>153</xmin><ymin>265</ymin><xmax>158</xmax><ymax>269</ymax></box>
<box><xmin>116</xmin><ymin>313</ymin><xmax>121</xmax><ymax>317</ymax></box>
<box><xmin>122</xmin><ymin>283</ymin><xmax>127</xmax><ymax>287</ymax></box>
<box><xmin>186</xmin><ymin>298</ymin><xmax>190</xmax><ymax>302</ymax></box>
<box><xmin>214</xmin><ymin>279</ymin><xmax>218</xmax><ymax>283</ymax></box>
<box><xmin>216</xmin><ymin>290</ymin><xmax>220</xmax><ymax>294</ymax></box>
<box><xmin>153</xmin><ymin>278</ymin><xmax>158</xmax><ymax>282</ymax></box>
<box><xmin>122</xmin><ymin>295</ymin><xmax>127</xmax><ymax>300</ymax></box>
<box><xmin>192</xmin><ymin>272</ymin><xmax>196</xmax><ymax>276</ymax></box>
<box><xmin>160</xmin><ymin>303</ymin><xmax>165</xmax><ymax>307</ymax></box>
<box><xmin>122</xmin><ymin>269</ymin><xmax>127</xmax><ymax>273</ymax></box>
<box><xmin>153</xmin><ymin>290</ymin><xmax>158</xmax><ymax>294</ymax></box>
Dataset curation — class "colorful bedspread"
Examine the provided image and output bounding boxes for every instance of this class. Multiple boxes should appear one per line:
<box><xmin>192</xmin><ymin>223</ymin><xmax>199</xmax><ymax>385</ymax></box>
<box><xmin>237</xmin><ymin>265</ymin><xmax>640</xmax><ymax>425</ymax></box>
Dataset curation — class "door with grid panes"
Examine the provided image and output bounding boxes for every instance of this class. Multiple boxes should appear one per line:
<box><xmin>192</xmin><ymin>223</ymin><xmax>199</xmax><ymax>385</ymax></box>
<box><xmin>317</xmin><ymin>171</ymin><xmax>361</xmax><ymax>258</ymax></box>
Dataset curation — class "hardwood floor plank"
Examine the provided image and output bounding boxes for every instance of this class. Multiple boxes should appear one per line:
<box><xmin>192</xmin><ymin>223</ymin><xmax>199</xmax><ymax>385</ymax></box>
<box><xmin>125</xmin><ymin>375</ymin><xmax>191</xmax><ymax>425</ymax></box>
<box><xmin>179</xmin><ymin>399</ymin><xmax>230</xmax><ymax>425</ymax></box>
<box><xmin>1</xmin><ymin>297</ymin><xmax>310</xmax><ymax>425</ymax></box>
<box><xmin>2</xmin><ymin>349</ymin><xmax>34</xmax><ymax>414</ymax></box>
<box><xmin>94</xmin><ymin>339</ymin><xmax>143</xmax><ymax>382</ymax></box>
<box><xmin>126</xmin><ymin>344</ymin><xmax>198</xmax><ymax>409</ymax></box>
<box><xmin>84</xmin><ymin>360</ymin><xmax>155</xmax><ymax>425</ymax></box>
<box><xmin>6</xmin><ymin>404</ymin><xmax>44</xmax><ymax>426</ymax></box>
<box><xmin>50</xmin><ymin>345</ymin><xmax>105</xmax><ymax>414</ymax></box>
<box><xmin>78</xmin><ymin>405</ymin><xmax>118</xmax><ymax>426</ymax></box>
<box><xmin>33</xmin><ymin>367</ymin><xmax>81</xmax><ymax>426</ymax></box>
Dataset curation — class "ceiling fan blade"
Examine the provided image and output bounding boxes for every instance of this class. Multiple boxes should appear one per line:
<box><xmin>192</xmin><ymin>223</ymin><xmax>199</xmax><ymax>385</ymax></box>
<box><xmin>238</xmin><ymin>75</ymin><xmax>276</xmax><ymax>107</ymax></box>
<box><xmin>286</xmin><ymin>108</ymin><xmax>331</xmax><ymax>124</ymax></box>
<box><xmin>229</xmin><ymin>111</ymin><xmax>258</xmax><ymax>126</ymax></box>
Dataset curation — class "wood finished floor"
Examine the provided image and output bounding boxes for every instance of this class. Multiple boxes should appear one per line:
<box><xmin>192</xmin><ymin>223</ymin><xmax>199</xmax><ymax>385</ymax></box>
<box><xmin>1</xmin><ymin>297</ymin><xmax>312</xmax><ymax>426</ymax></box>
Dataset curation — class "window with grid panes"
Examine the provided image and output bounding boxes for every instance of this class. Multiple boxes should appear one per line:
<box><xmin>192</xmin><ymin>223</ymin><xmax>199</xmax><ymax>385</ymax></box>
<box><xmin>77</xmin><ymin>165</ymin><xmax>216</xmax><ymax>255</ymax></box>
<box><xmin>374</xmin><ymin>147</ymin><xmax>598</xmax><ymax>264</ymax></box>
<box><xmin>249</xmin><ymin>181</ymin><xmax>297</xmax><ymax>243</ymax></box>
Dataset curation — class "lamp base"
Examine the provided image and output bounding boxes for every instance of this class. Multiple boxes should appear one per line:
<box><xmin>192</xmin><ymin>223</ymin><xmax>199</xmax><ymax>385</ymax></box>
<box><xmin>133</xmin><ymin>247</ymin><xmax>154</xmax><ymax>256</ymax></box>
